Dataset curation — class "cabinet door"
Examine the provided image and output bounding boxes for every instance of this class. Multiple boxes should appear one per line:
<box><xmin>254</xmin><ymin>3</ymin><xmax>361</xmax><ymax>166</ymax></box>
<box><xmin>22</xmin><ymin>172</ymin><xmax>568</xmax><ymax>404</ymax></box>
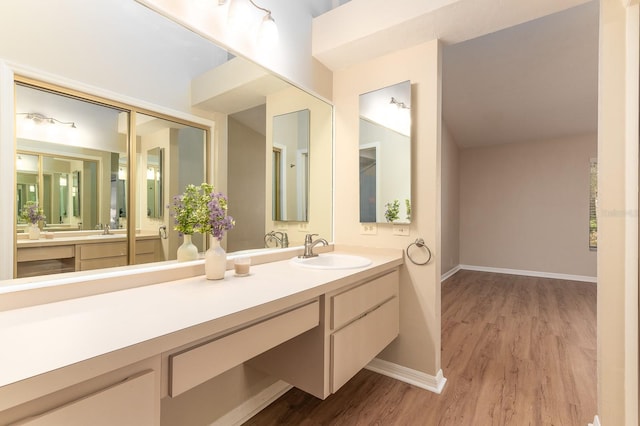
<box><xmin>15</xmin><ymin>370</ymin><xmax>157</xmax><ymax>426</ymax></box>
<box><xmin>331</xmin><ymin>297</ymin><xmax>399</xmax><ymax>393</ymax></box>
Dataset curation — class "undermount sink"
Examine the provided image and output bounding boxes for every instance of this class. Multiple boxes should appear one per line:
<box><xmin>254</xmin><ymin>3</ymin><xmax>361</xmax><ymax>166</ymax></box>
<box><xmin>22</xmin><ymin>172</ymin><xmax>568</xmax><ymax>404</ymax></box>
<box><xmin>291</xmin><ymin>253</ymin><xmax>372</xmax><ymax>270</ymax></box>
<box><xmin>85</xmin><ymin>234</ymin><xmax>125</xmax><ymax>239</ymax></box>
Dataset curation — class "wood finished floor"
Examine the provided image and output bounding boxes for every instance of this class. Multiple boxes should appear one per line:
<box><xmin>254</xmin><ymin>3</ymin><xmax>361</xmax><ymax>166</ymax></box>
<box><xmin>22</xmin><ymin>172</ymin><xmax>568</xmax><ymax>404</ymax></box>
<box><xmin>245</xmin><ymin>270</ymin><xmax>597</xmax><ymax>426</ymax></box>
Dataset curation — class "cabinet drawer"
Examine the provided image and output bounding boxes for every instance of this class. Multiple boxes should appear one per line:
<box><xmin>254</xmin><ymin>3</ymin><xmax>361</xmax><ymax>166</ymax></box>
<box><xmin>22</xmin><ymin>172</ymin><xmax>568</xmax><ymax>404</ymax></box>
<box><xmin>331</xmin><ymin>296</ymin><xmax>399</xmax><ymax>393</ymax></box>
<box><xmin>78</xmin><ymin>256</ymin><xmax>128</xmax><ymax>271</ymax></box>
<box><xmin>17</xmin><ymin>245</ymin><xmax>74</xmax><ymax>262</ymax></box>
<box><xmin>169</xmin><ymin>300</ymin><xmax>320</xmax><ymax>397</ymax></box>
<box><xmin>331</xmin><ymin>270</ymin><xmax>398</xmax><ymax>330</ymax></box>
<box><xmin>78</xmin><ymin>242</ymin><xmax>127</xmax><ymax>260</ymax></box>
<box><xmin>14</xmin><ymin>370</ymin><xmax>156</xmax><ymax>426</ymax></box>
<box><xmin>136</xmin><ymin>239</ymin><xmax>156</xmax><ymax>255</ymax></box>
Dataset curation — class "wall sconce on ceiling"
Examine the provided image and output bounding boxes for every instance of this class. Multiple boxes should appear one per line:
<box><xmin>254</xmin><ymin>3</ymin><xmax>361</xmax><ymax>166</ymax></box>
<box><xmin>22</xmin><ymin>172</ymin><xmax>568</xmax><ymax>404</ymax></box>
<box><xmin>17</xmin><ymin>112</ymin><xmax>77</xmax><ymax>128</ymax></box>
<box><xmin>219</xmin><ymin>0</ymin><xmax>279</xmax><ymax>47</ymax></box>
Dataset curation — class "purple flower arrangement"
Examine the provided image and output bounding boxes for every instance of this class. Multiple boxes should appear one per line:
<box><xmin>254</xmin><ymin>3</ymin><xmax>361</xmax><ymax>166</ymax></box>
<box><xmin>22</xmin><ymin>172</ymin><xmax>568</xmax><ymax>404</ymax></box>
<box><xmin>170</xmin><ymin>183</ymin><xmax>234</xmax><ymax>240</ymax></box>
<box><xmin>206</xmin><ymin>192</ymin><xmax>235</xmax><ymax>241</ymax></box>
<box><xmin>20</xmin><ymin>201</ymin><xmax>46</xmax><ymax>225</ymax></box>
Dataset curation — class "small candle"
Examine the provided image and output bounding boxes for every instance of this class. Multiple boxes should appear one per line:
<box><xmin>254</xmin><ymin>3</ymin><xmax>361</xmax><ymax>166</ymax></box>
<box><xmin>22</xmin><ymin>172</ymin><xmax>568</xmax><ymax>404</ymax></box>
<box><xmin>234</xmin><ymin>256</ymin><xmax>251</xmax><ymax>276</ymax></box>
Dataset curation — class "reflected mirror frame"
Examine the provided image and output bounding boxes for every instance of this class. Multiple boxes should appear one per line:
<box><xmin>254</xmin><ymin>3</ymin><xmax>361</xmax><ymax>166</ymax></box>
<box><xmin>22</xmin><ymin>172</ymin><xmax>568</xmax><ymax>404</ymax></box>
<box><xmin>358</xmin><ymin>80</ymin><xmax>412</xmax><ymax>224</ymax></box>
<box><xmin>271</xmin><ymin>108</ymin><xmax>310</xmax><ymax>222</ymax></box>
<box><xmin>13</xmin><ymin>77</ymin><xmax>211</xmax><ymax>278</ymax></box>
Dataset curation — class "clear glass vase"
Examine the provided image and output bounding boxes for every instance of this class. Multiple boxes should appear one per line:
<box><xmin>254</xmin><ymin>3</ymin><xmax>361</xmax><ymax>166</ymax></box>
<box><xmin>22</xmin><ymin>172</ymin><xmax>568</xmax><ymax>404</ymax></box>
<box><xmin>205</xmin><ymin>236</ymin><xmax>227</xmax><ymax>280</ymax></box>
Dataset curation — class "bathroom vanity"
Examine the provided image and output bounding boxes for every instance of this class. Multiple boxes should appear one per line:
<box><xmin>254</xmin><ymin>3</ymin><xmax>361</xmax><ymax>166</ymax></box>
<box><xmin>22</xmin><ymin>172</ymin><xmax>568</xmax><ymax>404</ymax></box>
<box><xmin>16</xmin><ymin>234</ymin><xmax>162</xmax><ymax>278</ymax></box>
<box><xmin>0</xmin><ymin>247</ymin><xmax>402</xmax><ymax>425</ymax></box>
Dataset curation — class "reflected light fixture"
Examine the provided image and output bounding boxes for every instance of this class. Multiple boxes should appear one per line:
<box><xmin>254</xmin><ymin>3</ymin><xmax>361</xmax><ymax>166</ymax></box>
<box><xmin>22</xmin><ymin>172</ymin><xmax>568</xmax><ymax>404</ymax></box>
<box><xmin>220</xmin><ymin>0</ymin><xmax>278</xmax><ymax>47</ymax></box>
<box><xmin>390</xmin><ymin>97</ymin><xmax>410</xmax><ymax>110</ymax></box>
<box><xmin>17</xmin><ymin>112</ymin><xmax>77</xmax><ymax>128</ymax></box>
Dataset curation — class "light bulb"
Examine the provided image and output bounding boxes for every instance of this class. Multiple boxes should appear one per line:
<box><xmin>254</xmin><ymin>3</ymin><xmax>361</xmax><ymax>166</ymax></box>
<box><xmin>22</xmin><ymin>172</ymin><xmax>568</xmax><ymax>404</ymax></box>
<box><xmin>228</xmin><ymin>0</ymin><xmax>251</xmax><ymax>29</ymax></box>
<box><xmin>258</xmin><ymin>13</ymin><xmax>278</xmax><ymax>48</ymax></box>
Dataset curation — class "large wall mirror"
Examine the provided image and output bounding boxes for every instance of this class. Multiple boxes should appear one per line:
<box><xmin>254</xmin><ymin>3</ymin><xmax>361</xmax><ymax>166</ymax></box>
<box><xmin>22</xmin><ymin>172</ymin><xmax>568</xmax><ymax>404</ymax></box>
<box><xmin>359</xmin><ymin>80</ymin><xmax>412</xmax><ymax>224</ymax></box>
<box><xmin>5</xmin><ymin>0</ymin><xmax>332</xmax><ymax>281</ymax></box>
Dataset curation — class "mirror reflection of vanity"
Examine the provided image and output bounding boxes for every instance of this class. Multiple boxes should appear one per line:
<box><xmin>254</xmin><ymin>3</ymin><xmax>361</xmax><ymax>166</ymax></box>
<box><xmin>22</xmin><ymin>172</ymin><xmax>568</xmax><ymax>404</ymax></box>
<box><xmin>7</xmin><ymin>0</ymin><xmax>333</xmax><ymax>281</ymax></box>
<box><xmin>359</xmin><ymin>80</ymin><xmax>412</xmax><ymax>224</ymax></box>
<box><xmin>13</xmin><ymin>81</ymin><xmax>208</xmax><ymax>278</ymax></box>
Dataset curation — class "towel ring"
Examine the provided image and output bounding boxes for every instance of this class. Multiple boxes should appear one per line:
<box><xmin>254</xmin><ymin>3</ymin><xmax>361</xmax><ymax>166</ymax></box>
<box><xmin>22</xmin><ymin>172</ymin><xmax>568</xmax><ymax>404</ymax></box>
<box><xmin>406</xmin><ymin>238</ymin><xmax>432</xmax><ymax>266</ymax></box>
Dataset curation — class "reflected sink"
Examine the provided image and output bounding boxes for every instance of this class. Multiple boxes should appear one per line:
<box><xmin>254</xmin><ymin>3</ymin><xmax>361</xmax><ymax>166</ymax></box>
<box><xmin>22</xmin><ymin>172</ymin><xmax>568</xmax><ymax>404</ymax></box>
<box><xmin>291</xmin><ymin>253</ymin><xmax>372</xmax><ymax>270</ymax></box>
<box><xmin>85</xmin><ymin>234</ymin><xmax>125</xmax><ymax>239</ymax></box>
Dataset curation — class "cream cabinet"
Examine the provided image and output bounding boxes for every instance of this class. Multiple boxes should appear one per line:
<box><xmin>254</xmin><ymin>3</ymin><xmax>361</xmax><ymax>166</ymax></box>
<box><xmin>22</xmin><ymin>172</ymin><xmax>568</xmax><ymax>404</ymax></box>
<box><xmin>135</xmin><ymin>239</ymin><xmax>160</xmax><ymax>264</ymax></box>
<box><xmin>16</xmin><ymin>236</ymin><xmax>162</xmax><ymax>277</ymax></box>
<box><xmin>13</xmin><ymin>371</ymin><xmax>157</xmax><ymax>426</ymax></box>
<box><xmin>0</xmin><ymin>358</ymin><xmax>161</xmax><ymax>426</ymax></box>
<box><xmin>167</xmin><ymin>300</ymin><xmax>320</xmax><ymax>397</ymax></box>
<box><xmin>16</xmin><ymin>245</ymin><xmax>75</xmax><ymax>278</ymax></box>
<box><xmin>249</xmin><ymin>268</ymin><xmax>400</xmax><ymax>398</ymax></box>
<box><xmin>76</xmin><ymin>241</ymin><xmax>128</xmax><ymax>271</ymax></box>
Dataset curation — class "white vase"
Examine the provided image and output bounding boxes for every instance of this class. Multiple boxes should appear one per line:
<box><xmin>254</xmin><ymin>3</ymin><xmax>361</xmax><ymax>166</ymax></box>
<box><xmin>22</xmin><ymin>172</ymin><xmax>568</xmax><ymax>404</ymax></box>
<box><xmin>28</xmin><ymin>223</ymin><xmax>40</xmax><ymax>240</ymax></box>
<box><xmin>205</xmin><ymin>236</ymin><xmax>227</xmax><ymax>280</ymax></box>
<box><xmin>177</xmin><ymin>234</ymin><xmax>198</xmax><ymax>262</ymax></box>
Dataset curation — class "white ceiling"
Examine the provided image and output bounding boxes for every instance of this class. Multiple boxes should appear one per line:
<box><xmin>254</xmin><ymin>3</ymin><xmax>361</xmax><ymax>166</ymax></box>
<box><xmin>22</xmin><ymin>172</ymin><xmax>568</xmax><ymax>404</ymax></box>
<box><xmin>442</xmin><ymin>1</ymin><xmax>599</xmax><ymax>148</ymax></box>
<box><xmin>3</xmin><ymin>0</ymin><xmax>599</xmax><ymax>150</ymax></box>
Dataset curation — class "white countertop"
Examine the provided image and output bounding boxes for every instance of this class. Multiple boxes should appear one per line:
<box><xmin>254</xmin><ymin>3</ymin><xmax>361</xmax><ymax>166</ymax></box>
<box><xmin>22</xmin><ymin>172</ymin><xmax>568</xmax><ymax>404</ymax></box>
<box><xmin>0</xmin><ymin>249</ymin><xmax>402</xmax><ymax>389</ymax></box>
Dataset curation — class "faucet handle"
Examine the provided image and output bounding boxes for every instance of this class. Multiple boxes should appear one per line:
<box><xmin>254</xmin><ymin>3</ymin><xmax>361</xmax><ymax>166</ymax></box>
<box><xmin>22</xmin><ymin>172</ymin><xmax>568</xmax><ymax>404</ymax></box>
<box><xmin>305</xmin><ymin>233</ymin><xmax>318</xmax><ymax>243</ymax></box>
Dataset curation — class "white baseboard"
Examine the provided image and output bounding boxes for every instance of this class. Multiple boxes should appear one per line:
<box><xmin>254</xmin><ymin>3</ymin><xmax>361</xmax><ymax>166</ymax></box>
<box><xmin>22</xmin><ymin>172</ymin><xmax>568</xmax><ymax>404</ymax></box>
<box><xmin>459</xmin><ymin>264</ymin><xmax>597</xmax><ymax>283</ymax></box>
<box><xmin>588</xmin><ymin>414</ymin><xmax>600</xmax><ymax>426</ymax></box>
<box><xmin>365</xmin><ymin>358</ymin><xmax>447</xmax><ymax>394</ymax></box>
<box><xmin>211</xmin><ymin>380</ymin><xmax>292</xmax><ymax>426</ymax></box>
<box><xmin>441</xmin><ymin>265</ymin><xmax>461</xmax><ymax>282</ymax></box>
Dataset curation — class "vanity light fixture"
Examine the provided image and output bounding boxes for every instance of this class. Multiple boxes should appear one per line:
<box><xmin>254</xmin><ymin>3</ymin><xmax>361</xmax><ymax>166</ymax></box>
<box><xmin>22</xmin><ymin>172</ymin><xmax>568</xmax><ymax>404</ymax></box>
<box><xmin>18</xmin><ymin>112</ymin><xmax>77</xmax><ymax>128</ymax></box>
<box><xmin>219</xmin><ymin>0</ymin><xmax>278</xmax><ymax>47</ymax></box>
<box><xmin>390</xmin><ymin>97</ymin><xmax>410</xmax><ymax>110</ymax></box>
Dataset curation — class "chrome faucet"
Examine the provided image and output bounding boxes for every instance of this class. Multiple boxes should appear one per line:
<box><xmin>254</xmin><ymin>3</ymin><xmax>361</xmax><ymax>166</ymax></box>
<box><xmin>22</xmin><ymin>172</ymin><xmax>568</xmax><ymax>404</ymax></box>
<box><xmin>300</xmin><ymin>234</ymin><xmax>328</xmax><ymax>258</ymax></box>
<box><xmin>103</xmin><ymin>224</ymin><xmax>112</xmax><ymax>235</ymax></box>
<box><xmin>264</xmin><ymin>231</ymin><xmax>289</xmax><ymax>248</ymax></box>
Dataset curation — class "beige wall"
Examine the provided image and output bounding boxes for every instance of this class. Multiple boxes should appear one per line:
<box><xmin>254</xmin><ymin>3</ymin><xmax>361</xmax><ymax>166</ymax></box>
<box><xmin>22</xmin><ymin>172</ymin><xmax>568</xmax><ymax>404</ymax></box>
<box><xmin>334</xmin><ymin>40</ymin><xmax>442</xmax><ymax>376</ymax></box>
<box><xmin>441</xmin><ymin>123</ymin><xmax>460</xmax><ymax>276</ymax></box>
<box><xmin>227</xmin><ymin>117</ymin><xmax>266</xmax><ymax>253</ymax></box>
<box><xmin>598</xmin><ymin>1</ymin><xmax>639</xmax><ymax>424</ymax></box>
<box><xmin>459</xmin><ymin>133</ymin><xmax>597</xmax><ymax>278</ymax></box>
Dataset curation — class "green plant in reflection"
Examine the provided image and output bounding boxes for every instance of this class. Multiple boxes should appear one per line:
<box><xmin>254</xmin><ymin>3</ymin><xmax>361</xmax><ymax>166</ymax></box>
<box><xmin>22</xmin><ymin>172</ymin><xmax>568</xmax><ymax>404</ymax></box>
<box><xmin>384</xmin><ymin>199</ymin><xmax>400</xmax><ymax>223</ymax></box>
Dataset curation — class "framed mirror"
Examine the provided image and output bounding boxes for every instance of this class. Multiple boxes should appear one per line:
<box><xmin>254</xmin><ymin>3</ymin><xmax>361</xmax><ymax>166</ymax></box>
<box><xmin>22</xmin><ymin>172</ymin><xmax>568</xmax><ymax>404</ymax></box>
<box><xmin>16</xmin><ymin>83</ymin><xmax>125</xmax><ymax>233</ymax></box>
<box><xmin>359</xmin><ymin>80</ymin><xmax>412</xmax><ymax>224</ymax></box>
<box><xmin>272</xmin><ymin>109</ymin><xmax>310</xmax><ymax>222</ymax></box>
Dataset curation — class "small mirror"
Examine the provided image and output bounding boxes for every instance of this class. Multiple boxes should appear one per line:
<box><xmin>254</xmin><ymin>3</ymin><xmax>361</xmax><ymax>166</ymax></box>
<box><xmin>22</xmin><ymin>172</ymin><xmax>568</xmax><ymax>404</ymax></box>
<box><xmin>272</xmin><ymin>109</ymin><xmax>310</xmax><ymax>222</ymax></box>
<box><xmin>359</xmin><ymin>81</ymin><xmax>412</xmax><ymax>224</ymax></box>
<box><xmin>146</xmin><ymin>147</ymin><xmax>163</xmax><ymax>219</ymax></box>
<box><xmin>72</xmin><ymin>170</ymin><xmax>81</xmax><ymax>217</ymax></box>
